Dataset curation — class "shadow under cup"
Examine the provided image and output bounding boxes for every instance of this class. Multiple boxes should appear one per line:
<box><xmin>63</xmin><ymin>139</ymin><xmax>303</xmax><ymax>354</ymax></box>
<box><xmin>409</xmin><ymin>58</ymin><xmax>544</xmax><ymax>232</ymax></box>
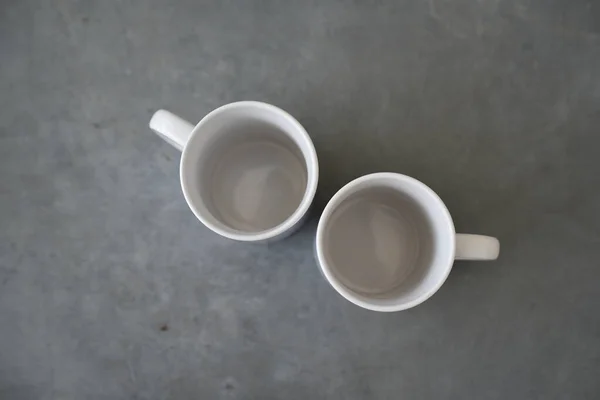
<box><xmin>317</xmin><ymin>175</ymin><xmax>455</xmax><ymax>310</ymax></box>
<box><xmin>181</xmin><ymin>106</ymin><xmax>314</xmax><ymax>238</ymax></box>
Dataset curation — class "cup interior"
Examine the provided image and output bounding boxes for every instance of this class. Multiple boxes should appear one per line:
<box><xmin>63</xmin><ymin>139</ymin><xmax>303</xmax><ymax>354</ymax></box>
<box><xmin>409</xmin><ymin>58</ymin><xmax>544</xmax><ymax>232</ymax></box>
<box><xmin>181</xmin><ymin>103</ymin><xmax>316</xmax><ymax>239</ymax></box>
<box><xmin>317</xmin><ymin>174</ymin><xmax>455</xmax><ymax>311</ymax></box>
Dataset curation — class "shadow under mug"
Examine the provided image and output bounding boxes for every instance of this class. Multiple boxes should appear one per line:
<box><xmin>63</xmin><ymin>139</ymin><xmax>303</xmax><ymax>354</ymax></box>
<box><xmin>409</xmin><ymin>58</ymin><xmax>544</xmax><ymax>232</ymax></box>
<box><xmin>150</xmin><ymin>101</ymin><xmax>319</xmax><ymax>242</ymax></box>
<box><xmin>315</xmin><ymin>173</ymin><xmax>500</xmax><ymax>312</ymax></box>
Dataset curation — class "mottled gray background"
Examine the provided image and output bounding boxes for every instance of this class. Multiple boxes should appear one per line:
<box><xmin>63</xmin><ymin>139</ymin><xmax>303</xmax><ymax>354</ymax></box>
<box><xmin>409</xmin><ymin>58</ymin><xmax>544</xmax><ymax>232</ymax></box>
<box><xmin>1</xmin><ymin>0</ymin><xmax>600</xmax><ymax>399</ymax></box>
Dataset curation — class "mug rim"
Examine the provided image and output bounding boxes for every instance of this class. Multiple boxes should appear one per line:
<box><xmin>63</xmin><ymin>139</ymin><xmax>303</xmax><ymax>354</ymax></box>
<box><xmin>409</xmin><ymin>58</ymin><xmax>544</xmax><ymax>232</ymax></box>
<box><xmin>315</xmin><ymin>172</ymin><xmax>456</xmax><ymax>311</ymax></box>
<box><xmin>180</xmin><ymin>101</ymin><xmax>319</xmax><ymax>242</ymax></box>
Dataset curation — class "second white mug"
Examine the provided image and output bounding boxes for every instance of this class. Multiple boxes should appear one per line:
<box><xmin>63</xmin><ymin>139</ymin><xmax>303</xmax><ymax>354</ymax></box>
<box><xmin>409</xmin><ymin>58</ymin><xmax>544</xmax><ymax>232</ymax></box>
<box><xmin>150</xmin><ymin>101</ymin><xmax>319</xmax><ymax>242</ymax></box>
<box><xmin>315</xmin><ymin>173</ymin><xmax>499</xmax><ymax>311</ymax></box>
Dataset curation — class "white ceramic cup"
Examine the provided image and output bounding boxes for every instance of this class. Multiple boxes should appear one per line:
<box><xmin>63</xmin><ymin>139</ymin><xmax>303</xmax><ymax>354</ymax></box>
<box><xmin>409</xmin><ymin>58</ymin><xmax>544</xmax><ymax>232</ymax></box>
<box><xmin>150</xmin><ymin>101</ymin><xmax>318</xmax><ymax>242</ymax></box>
<box><xmin>316</xmin><ymin>173</ymin><xmax>499</xmax><ymax>311</ymax></box>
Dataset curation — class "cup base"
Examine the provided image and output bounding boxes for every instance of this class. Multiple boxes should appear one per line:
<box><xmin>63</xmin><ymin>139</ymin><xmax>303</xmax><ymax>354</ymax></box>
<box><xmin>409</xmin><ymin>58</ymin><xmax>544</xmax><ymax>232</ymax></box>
<box><xmin>209</xmin><ymin>139</ymin><xmax>307</xmax><ymax>233</ymax></box>
<box><xmin>324</xmin><ymin>194</ymin><xmax>421</xmax><ymax>295</ymax></box>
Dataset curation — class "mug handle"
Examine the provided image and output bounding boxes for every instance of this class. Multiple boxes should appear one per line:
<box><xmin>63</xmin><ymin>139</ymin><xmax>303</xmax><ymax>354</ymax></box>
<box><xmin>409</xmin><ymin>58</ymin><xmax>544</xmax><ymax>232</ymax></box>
<box><xmin>455</xmin><ymin>234</ymin><xmax>500</xmax><ymax>260</ymax></box>
<box><xmin>149</xmin><ymin>109</ymin><xmax>194</xmax><ymax>151</ymax></box>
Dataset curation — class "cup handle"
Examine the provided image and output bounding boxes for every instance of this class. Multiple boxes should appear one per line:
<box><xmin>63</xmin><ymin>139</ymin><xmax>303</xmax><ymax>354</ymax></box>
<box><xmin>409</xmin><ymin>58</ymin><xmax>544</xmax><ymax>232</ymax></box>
<box><xmin>149</xmin><ymin>109</ymin><xmax>194</xmax><ymax>151</ymax></box>
<box><xmin>455</xmin><ymin>234</ymin><xmax>500</xmax><ymax>260</ymax></box>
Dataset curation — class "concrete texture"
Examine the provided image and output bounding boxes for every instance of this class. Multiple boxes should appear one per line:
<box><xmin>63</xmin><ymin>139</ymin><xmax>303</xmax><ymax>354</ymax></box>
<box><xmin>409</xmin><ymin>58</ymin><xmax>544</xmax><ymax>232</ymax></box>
<box><xmin>1</xmin><ymin>0</ymin><xmax>600</xmax><ymax>398</ymax></box>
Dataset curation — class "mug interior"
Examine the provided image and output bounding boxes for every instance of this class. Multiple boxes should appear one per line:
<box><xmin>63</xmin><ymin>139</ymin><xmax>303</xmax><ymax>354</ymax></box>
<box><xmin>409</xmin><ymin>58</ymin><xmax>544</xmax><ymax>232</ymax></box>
<box><xmin>181</xmin><ymin>103</ymin><xmax>317</xmax><ymax>239</ymax></box>
<box><xmin>317</xmin><ymin>174</ymin><xmax>455</xmax><ymax>311</ymax></box>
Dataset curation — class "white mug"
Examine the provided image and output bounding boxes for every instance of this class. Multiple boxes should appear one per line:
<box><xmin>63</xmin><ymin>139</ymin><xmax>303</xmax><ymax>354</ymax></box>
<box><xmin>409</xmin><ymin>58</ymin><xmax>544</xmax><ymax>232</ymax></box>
<box><xmin>150</xmin><ymin>101</ymin><xmax>319</xmax><ymax>242</ymax></box>
<box><xmin>315</xmin><ymin>173</ymin><xmax>499</xmax><ymax>311</ymax></box>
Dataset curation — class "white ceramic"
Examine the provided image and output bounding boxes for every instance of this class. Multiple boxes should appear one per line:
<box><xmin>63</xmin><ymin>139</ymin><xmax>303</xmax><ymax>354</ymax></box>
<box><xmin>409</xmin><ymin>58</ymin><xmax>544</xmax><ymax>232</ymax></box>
<box><xmin>316</xmin><ymin>173</ymin><xmax>499</xmax><ymax>312</ymax></box>
<box><xmin>150</xmin><ymin>101</ymin><xmax>318</xmax><ymax>242</ymax></box>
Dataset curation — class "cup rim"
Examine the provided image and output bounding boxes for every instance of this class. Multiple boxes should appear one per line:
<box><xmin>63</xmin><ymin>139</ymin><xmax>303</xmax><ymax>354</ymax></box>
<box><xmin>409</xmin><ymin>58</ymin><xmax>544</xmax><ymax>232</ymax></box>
<box><xmin>315</xmin><ymin>172</ymin><xmax>456</xmax><ymax>312</ymax></box>
<box><xmin>180</xmin><ymin>101</ymin><xmax>319</xmax><ymax>242</ymax></box>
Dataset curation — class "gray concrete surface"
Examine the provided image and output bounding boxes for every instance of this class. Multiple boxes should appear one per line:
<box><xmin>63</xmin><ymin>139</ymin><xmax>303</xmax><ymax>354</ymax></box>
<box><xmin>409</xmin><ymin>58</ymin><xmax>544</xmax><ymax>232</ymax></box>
<box><xmin>1</xmin><ymin>0</ymin><xmax>600</xmax><ymax>399</ymax></box>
